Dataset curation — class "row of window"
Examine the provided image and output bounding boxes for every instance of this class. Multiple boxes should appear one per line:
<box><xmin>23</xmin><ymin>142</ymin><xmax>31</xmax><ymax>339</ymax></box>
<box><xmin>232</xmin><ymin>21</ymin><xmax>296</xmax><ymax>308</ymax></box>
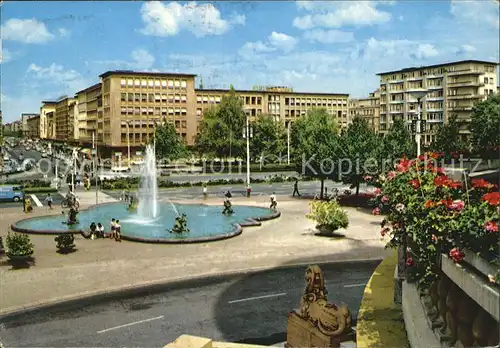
<box><xmin>120</xmin><ymin>79</ymin><xmax>188</xmax><ymax>89</ymax></box>
<box><xmin>120</xmin><ymin>107</ymin><xmax>188</xmax><ymax>116</ymax></box>
<box><xmin>119</xmin><ymin>120</ymin><xmax>188</xmax><ymax>129</ymax></box>
<box><xmin>120</xmin><ymin>93</ymin><xmax>188</xmax><ymax>103</ymax></box>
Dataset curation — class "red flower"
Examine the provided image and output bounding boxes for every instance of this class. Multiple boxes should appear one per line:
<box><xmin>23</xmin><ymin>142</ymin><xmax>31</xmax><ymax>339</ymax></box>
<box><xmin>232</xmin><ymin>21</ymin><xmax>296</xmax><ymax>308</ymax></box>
<box><xmin>372</xmin><ymin>207</ymin><xmax>381</xmax><ymax>215</ymax></box>
<box><xmin>381</xmin><ymin>195</ymin><xmax>389</xmax><ymax>203</ymax></box>
<box><xmin>484</xmin><ymin>221</ymin><xmax>498</xmax><ymax>233</ymax></box>
<box><xmin>448</xmin><ymin>200</ymin><xmax>465</xmax><ymax>212</ymax></box>
<box><xmin>406</xmin><ymin>257</ymin><xmax>415</xmax><ymax>267</ymax></box>
<box><xmin>380</xmin><ymin>227</ymin><xmax>390</xmax><ymax>237</ymax></box>
<box><xmin>472</xmin><ymin>178</ymin><xmax>497</xmax><ymax>190</ymax></box>
<box><xmin>482</xmin><ymin>192</ymin><xmax>500</xmax><ymax>206</ymax></box>
<box><xmin>364</xmin><ymin>175</ymin><xmax>373</xmax><ymax>182</ymax></box>
<box><xmin>424</xmin><ymin>200</ymin><xmax>435</xmax><ymax>208</ymax></box>
<box><xmin>387</xmin><ymin>171</ymin><xmax>397</xmax><ymax>180</ymax></box>
<box><xmin>449</xmin><ymin>247</ymin><xmax>465</xmax><ymax>263</ymax></box>
<box><xmin>434</xmin><ymin>175</ymin><xmax>462</xmax><ymax>189</ymax></box>
<box><xmin>409</xmin><ymin>179</ymin><xmax>420</xmax><ymax>189</ymax></box>
<box><xmin>374</xmin><ymin>188</ymin><xmax>382</xmax><ymax>196</ymax></box>
<box><xmin>396</xmin><ymin>159</ymin><xmax>414</xmax><ymax>173</ymax></box>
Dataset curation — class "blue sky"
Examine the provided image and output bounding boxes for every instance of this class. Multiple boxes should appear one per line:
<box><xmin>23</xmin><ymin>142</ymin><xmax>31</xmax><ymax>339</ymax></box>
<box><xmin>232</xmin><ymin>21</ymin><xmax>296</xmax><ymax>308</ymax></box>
<box><xmin>1</xmin><ymin>0</ymin><xmax>499</xmax><ymax>123</ymax></box>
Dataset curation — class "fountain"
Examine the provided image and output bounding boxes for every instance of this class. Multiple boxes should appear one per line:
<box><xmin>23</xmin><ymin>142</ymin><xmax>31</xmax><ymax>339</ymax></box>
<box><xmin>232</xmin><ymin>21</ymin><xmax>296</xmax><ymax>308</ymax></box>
<box><xmin>136</xmin><ymin>145</ymin><xmax>158</xmax><ymax>221</ymax></box>
<box><xmin>12</xmin><ymin>145</ymin><xmax>281</xmax><ymax>243</ymax></box>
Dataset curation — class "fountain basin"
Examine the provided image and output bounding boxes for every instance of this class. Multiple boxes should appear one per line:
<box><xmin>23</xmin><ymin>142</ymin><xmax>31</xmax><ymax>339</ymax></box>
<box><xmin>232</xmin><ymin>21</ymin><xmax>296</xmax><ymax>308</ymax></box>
<box><xmin>11</xmin><ymin>202</ymin><xmax>280</xmax><ymax>243</ymax></box>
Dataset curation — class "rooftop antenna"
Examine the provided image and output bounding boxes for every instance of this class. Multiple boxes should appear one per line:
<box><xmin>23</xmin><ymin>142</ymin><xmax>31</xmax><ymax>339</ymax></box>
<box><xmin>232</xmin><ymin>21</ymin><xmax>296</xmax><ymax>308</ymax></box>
<box><xmin>199</xmin><ymin>77</ymin><xmax>204</xmax><ymax>89</ymax></box>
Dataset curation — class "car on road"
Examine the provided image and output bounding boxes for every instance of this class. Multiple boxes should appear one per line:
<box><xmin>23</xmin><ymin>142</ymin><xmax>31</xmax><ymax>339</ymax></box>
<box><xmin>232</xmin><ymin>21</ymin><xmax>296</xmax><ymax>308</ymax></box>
<box><xmin>0</xmin><ymin>185</ymin><xmax>24</xmax><ymax>202</ymax></box>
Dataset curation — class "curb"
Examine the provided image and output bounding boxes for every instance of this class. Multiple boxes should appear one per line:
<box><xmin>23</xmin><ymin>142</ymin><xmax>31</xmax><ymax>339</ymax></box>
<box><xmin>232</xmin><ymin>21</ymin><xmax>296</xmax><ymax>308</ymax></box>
<box><xmin>0</xmin><ymin>257</ymin><xmax>383</xmax><ymax>321</ymax></box>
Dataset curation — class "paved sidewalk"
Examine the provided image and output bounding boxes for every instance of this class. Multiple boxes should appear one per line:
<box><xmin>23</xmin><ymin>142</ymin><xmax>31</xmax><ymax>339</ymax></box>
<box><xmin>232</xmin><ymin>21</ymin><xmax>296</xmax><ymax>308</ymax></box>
<box><xmin>0</xmin><ymin>195</ymin><xmax>389</xmax><ymax>315</ymax></box>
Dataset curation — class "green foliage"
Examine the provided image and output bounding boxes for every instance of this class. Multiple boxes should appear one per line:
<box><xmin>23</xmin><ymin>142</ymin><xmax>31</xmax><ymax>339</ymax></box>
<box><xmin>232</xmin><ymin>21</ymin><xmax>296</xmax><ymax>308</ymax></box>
<box><xmin>195</xmin><ymin>88</ymin><xmax>246</xmax><ymax>158</ymax></box>
<box><xmin>54</xmin><ymin>234</ymin><xmax>75</xmax><ymax>251</ymax></box>
<box><xmin>337</xmin><ymin>117</ymin><xmax>379</xmax><ymax>194</ymax></box>
<box><xmin>291</xmin><ymin>108</ymin><xmax>339</xmax><ymax>179</ymax></box>
<box><xmin>373</xmin><ymin>154</ymin><xmax>499</xmax><ymax>289</ymax></box>
<box><xmin>251</xmin><ymin>115</ymin><xmax>286</xmax><ymax>161</ymax></box>
<box><xmin>432</xmin><ymin>115</ymin><xmax>469</xmax><ymax>156</ymax></box>
<box><xmin>470</xmin><ymin>93</ymin><xmax>500</xmax><ymax>158</ymax></box>
<box><xmin>6</xmin><ymin>232</ymin><xmax>34</xmax><ymax>257</ymax></box>
<box><xmin>152</xmin><ymin>122</ymin><xmax>187</xmax><ymax>161</ymax></box>
<box><xmin>379</xmin><ymin>118</ymin><xmax>416</xmax><ymax>163</ymax></box>
<box><xmin>307</xmin><ymin>200</ymin><xmax>349</xmax><ymax>234</ymax></box>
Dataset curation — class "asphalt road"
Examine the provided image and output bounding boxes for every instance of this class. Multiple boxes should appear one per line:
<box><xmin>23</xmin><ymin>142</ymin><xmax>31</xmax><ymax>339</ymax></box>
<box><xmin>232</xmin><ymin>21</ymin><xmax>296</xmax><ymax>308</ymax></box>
<box><xmin>0</xmin><ymin>260</ymin><xmax>379</xmax><ymax>347</ymax></box>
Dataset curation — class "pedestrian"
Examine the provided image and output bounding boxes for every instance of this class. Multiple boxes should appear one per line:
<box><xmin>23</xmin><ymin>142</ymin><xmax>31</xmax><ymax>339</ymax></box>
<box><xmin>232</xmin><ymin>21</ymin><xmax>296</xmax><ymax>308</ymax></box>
<box><xmin>44</xmin><ymin>193</ymin><xmax>53</xmax><ymax>210</ymax></box>
<box><xmin>96</xmin><ymin>222</ymin><xmax>104</xmax><ymax>238</ymax></box>
<box><xmin>270</xmin><ymin>192</ymin><xmax>277</xmax><ymax>210</ymax></box>
<box><xmin>293</xmin><ymin>179</ymin><xmax>301</xmax><ymax>197</ymax></box>
<box><xmin>110</xmin><ymin>218</ymin><xmax>116</xmax><ymax>239</ymax></box>
<box><xmin>115</xmin><ymin>220</ymin><xmax>121</xmax><ymax>242</ymax></box>
<box><xmin>225</xmin><ymin>190</ymin><xmax>232</xmax><ymax>199</ymax></box>
<box><xmin>203</xmin><ymin>184</ymin><xmax>208</xmax><ymax>200</ymax></box>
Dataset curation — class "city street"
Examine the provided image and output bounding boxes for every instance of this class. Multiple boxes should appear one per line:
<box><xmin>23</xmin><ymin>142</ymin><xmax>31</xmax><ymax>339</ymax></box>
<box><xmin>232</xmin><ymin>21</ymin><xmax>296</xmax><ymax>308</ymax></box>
<box><xmin>0</xmin><ymin>260</ymin><xmax>378</xmax><ymax>347</ymax></box>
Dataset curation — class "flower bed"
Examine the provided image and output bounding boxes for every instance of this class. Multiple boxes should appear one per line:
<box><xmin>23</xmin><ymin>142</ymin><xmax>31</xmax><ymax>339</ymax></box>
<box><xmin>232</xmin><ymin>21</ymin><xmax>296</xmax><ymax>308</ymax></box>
<box><xmin>337</xmin><ymin>192</ymin><xmax>375</xmax><ymax>208</ymax></box>
<box><xmin>371</xmin><ymin>152</ymin><xmax>500</xmax><ymax>290</ymax></box>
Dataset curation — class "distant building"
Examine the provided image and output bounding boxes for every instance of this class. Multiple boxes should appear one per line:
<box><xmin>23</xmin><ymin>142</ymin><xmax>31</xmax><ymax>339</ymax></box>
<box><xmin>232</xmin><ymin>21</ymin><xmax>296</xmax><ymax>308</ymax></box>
<box><xmin>26</xmin><ymin>114</ymin><xmax>41</xmax><ymax>138</ymax></box>
<box><xmin>349</xmin><ymin>89</ymin><xmax>380</xmax><ymax>133</ymax></box>
<box><xmin>21</xmin><ymin>113</ymin><xmax>39</xmax><ymax>137</ymax></box>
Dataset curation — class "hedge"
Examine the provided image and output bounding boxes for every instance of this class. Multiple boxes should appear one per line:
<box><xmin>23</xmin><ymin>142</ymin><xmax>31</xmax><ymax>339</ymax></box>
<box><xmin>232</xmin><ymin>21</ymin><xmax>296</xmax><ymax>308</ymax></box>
<box><xmin>3</xmin><ymin>179</ymin><xmax>51</xmax><ymax>188</ymax></box>
<box><xmin>195</xmin><ymin>162</ymin><xmax>295</xmax><ymax>174</ymax></box>
<box><xmin>24</xmin><ymin>187</ymin><xmax>58</xmax><ymax>194</ymax></box>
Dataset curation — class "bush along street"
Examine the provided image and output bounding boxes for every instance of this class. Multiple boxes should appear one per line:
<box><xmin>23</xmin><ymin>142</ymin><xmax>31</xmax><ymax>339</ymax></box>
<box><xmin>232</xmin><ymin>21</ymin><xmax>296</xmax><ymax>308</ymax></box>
<box><xmin>98</xmin><ymin>174</ymin><xmax>315</xmax><ymax>190</ymax></box>
<box><xmin>371</xmin><ymin>152</ymin><xmax>500</xmax><ymax>289</ymax></box>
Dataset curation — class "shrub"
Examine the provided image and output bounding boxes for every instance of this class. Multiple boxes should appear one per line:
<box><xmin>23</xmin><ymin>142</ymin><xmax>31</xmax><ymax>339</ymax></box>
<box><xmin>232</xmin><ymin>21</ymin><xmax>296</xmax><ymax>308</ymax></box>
<box><xmin>54</xmin><ymin>234</ymin><xmax>75</xmax><ymax>252</ymax></box>
<box><xmin>338</xmin><ymin>193</ymin><xmax>376</xmax><ymax>208</ymax></box>
<box><xmin>306</xmin><ymin>200</ymin><xmax>349</xmax><ymax>234</ymax></box>
<box><xmin>5</xmin><ymin>232</ymin><xmax>34</xmax><ymax>257</ymax></box>
<box><xmin>24</xmin><ymin>187</ymin><xmax>57</xmax><ymax>194</ymax></box>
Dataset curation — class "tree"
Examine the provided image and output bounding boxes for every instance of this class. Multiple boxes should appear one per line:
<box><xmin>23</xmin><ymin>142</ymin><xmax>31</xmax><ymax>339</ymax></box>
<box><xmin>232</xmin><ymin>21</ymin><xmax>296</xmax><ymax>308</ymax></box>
<box><xmin>195</xmin><ymin>87</ymin><xmax>246</xmax><ymax>159</ymax></box>
<box><xmin>379</xmin><ymin>118</ymin><xmax>416</xmax><ymax>165</ymax></box>
<box><xmin>432</xmin><ymin>115</ymin><xmax>469</xmax><ymax>156</ymax></box>
<box><xmin>250</xmin><ymin>115</ymin><xmax>286</xmax><ymax>165</ymax></box>
<box><xmin>337</xmin><ymin>116</ymin><xmax>379</xmax><ymax>195</ymax></box>
<box><xmin>291</xmin><ymin>108</ymin><xmax>339</xmax><ymax>199</ymax></box>
<box><xmin>469</xmin><ymin>93</ymin><xmax>500</xmax><ymax>159</ymax></box>
<box><xmin>153</xmin><ymin>122</ymin><xmax>187</xmax><ymax>161</ymax></box>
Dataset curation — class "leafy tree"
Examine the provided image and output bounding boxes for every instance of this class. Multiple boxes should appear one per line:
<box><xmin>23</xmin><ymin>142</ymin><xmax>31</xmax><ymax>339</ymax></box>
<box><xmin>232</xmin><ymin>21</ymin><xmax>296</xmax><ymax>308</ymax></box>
<box><xmin>153</xmin><ymin>121</ymin><xmax>187</xmax><ymax>161</ymax></box>
<box><xmin>291</xmin><ymin>108</ymin><xmax>339</xmax><ymax>198</ymax></box>
<box><xmin>251</xmin><ymin>115</ymin><xmax>286</xmax><ymax>165</ymax></box>
<box><xmin>195</xmin><ymin>87</ymin><xmax>246</xmax><ymax>159</ymax></box>
<box><xmin>432</xmin><ymin>115</ymin><xmax>469</xmax><ymax>156</ymax></box>
<box><xmin>469</xmin><ymin>93</ymin><xmax>500</xmax><ymax>159</ymax></box>
<box><xmin>337</xmin><ymin>116</ymin><xmax>379</xmax><ymax>195</ymax></box>
<box><xmin>378</xmin><ymin>119</ymin><xmax>416</xmax><ymax>170</ymax></box>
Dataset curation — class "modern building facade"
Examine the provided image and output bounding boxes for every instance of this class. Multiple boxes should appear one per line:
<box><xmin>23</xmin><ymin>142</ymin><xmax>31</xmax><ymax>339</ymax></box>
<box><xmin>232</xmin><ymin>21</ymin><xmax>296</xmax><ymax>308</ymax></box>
<box><xmin>40</xmin><ymin>101</ymin><xmax>57</xmax><ymax>139</ymax></box>
<box><xmin>348</xmin><ymin>89</ymin><xmax>380</xmax><ymax>133</ymax></box>
<box><xmin>21</xmin><ymin>113</ymin><xmax>39</xmax><ymax>137</ymax></box>
<box><xmin>75</xmin><ymin>83</ymin><xmax>102</xmax><ymax>146</ymax></box>
<box><xmin>54</xmin><ymin>96</ymin><xmax>77</xmax><ymax>142</ymax></box>
<box><xmin>377</xmin><ymin>60</ymin><xmax>498</xmax><ymax>144</ymax></box>
<box><xmin>25</xmin><ymin>114</ymin><xmax>41</xmax><ymax>138</ymax></box>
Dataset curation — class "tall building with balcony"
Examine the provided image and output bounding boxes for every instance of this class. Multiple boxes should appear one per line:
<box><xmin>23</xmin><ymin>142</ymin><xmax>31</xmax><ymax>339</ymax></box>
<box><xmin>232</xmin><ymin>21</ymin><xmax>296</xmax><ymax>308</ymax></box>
<box><xmin>377</xmin><ymin>60</ymin><xmax>498</xmax><ymax>144</ymax></box>
<box><xmin>195</xmin><ymin>87</ymin><xmax>349</xmax><ymax>137</ymax></box>
<box><xmin>348</xmin><ymin>89</ymin><xmax>381</xmax><ymax>133</ymax></box>
<box><xmin>40</xmin><ymin>101</ymin><xmax>57</xmax><ymax>139</ymax></box>
<box><xmin>75</xmin><ymin>83</ymin><xmax>102</xmax><ymax>147</ymax></box>
<box><xmin>54</xmin><ymin>96</ymin><xmax>77</xmax><ymax>142</ymax></box>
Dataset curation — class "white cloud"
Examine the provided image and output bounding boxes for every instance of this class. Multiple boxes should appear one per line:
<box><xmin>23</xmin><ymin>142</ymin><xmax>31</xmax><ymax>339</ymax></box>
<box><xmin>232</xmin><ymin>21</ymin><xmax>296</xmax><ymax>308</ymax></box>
<box><xmin>1</xmin><ymin>18</ymin><xmax>68</xmax><ymax>44</ymax></box>
<box><xmin>0</xmin><ymin>48</ymin><xmax>13</xmax><ymax>64</ymax></box>
<box><xmin>451</xmin><ymin>0</ymin><xmax>499</xmax><ymax>29</ymax></box>
<box><xmin>26</xmin><ymin>63</ymin><xmax>91</xmax><ymax>93</ymax></box>
<box><xmin>361</xmin><ymin>38</ymin><xmax>439</xmax><ymax>61</ymax></box>
<box><xmin>139</xmin><ymin>1</ymin><xmax>245</xmax><ymax>38</ymax></box>
<box><xmin>94</xmin><ymin>49</ymin><xmax>156</xmax><ymax>70</ymax></box>
<box><xmin>239</xmin><ymin>32</ymin><xmax>297</xmax><ymax>56</ymax></box>
<box><xmin>303</xmin><ymin>29</ymin><xmax>355</xmax><ymax>44</ymax></box>
<box><xmin>293</xmin><ymin>1</ymin><xmax>392</xmax><ymax>30</ymax></box>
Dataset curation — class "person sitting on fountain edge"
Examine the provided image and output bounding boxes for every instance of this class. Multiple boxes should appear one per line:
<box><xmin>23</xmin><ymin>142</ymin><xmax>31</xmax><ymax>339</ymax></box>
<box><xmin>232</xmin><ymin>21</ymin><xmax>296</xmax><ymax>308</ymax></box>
<box><xmin>96</xmin><ymin>222</ymin><xmax>104</xmax><ymax>238</ymax></box>
<box><xmin>114</xmin><ymin>220</ymin><xmax>121</xmax><ymax>242</ymax></box>
<box><xmin>110</xmin><ymin>218</ymin><xmax>116</xmax><ymax>239</ymax></box>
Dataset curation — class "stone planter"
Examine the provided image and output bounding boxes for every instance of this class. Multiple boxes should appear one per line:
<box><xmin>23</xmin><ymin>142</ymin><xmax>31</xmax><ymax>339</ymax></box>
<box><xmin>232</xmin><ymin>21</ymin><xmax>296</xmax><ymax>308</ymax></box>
<box><xmin>6</xmin><ymin>252</ymin><xmax>33</xmax><ymax>262</ymax></box>
<box><xmin>463</xmin><ymin>248</ymin><xmax>500</xmax><ymax>279</ymax></box>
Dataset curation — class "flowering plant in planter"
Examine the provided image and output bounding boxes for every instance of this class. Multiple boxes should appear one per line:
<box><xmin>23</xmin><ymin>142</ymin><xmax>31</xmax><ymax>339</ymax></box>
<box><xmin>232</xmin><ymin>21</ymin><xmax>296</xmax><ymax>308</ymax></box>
<box><xmin>372</xmin><ymin>152</ymin><xmax>499</xmax><ymax>289</ymax></box>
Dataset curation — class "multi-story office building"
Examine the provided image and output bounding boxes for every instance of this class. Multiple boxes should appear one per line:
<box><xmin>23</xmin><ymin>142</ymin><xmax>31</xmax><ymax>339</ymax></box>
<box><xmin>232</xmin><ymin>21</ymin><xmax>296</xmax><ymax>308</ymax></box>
<box><xmin>54</xmin><ymin>96</ymin><xmax>77</xmax><ymax>142</ymax></box>
<box><xmin>3</xmin><ymin>120</ymin><xmax>22</xmax><ymax>134</ymax></box>
<box><xmin>21</xmin><ymin>113</ymin><xmax>39</xmax><ymax>137</ymax></box>
<box><xmin>25</xmin><ymin>114</ymin><xmax>41</xmax><ymax>138</ymax></box>
<box><xmin>195</xmin><ymin>86</ymin><xmax>350</xmax><ymax>133</ymax></box>
<box><xmin>75</xmin><ymin>83</ymin><xmax>102</xmax><ymax>146</ymax></box>
<box><xmin>348</xmin><ymin>89</ymin><xmax>380</xmax><ymax>133</ymax></box>
<box><xmin>377</xmin><ymin>60</ymin><xmax>498</xmax><ymax>144</ymax></box>
<box><xmin>40</xmin><ymin>101</ymin><xmax>57</xmax><ymax>139</ymax></box>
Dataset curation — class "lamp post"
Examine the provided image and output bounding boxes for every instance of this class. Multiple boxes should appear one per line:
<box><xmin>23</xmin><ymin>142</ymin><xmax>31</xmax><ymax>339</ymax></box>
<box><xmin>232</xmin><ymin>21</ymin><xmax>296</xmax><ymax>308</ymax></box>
<box><xmin>243</xmin><ymin>107</ymin><xmax>252</xmax><ymax>196</ymax></box>
<box><xmin>407</xmin><ymin>90</ymin><xmax>429</xmax><ymax>158</ymax></box>
<box><xmin>71</xmin><ymin>148</ymin><xmax>76</xmax><ymax>192</ymax></box>
<box><xmin>126</xmin><ymin>121</ymin><xmax>131</xmax><ymax>169</ymax></box>
<box><xmin>92</xmin><ymin>131</ymin><xmax>98</xmax><ymax>205</ymax></box>
<box><xmin>287</xmin><ymin>121</ymin><xmax>291</xmax><ymax>165</ymax></box>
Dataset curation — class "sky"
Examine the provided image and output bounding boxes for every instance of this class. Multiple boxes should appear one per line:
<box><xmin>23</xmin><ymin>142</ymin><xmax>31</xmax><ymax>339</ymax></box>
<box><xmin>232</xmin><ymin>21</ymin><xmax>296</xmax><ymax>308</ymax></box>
<box><xmin>1</xmin><ymin>0</ymin><xmax>499</xmax><ymax>123</ymax></box>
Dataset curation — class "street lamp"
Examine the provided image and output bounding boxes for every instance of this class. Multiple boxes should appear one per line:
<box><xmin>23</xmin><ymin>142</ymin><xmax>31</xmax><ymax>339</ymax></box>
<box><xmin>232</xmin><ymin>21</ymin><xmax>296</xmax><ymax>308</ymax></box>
<box><xmin>406</xmin><ymin>90</ymin><xmax>429</xmax><ymax>157</ymax></box>
<box><xmin>243</xmin><ymin>107</ymin><xmax>252</xmax><ymax>196</ymax></box>
<box><xmin>287</xmin><ymin>121</ymin><xmax>291</xmax><ymax>165</ymax></box>
<box><xmin>126</xmin><ymin>121</ymin><xmax>131</xmax><ymax>169</ymax></box>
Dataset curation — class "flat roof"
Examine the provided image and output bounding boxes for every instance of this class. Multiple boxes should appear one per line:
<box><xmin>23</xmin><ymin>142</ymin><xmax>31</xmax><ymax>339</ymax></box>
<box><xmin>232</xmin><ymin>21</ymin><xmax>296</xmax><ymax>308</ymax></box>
<box><xmin>377</xmin><ymin>59</ymin><xmax>499</xmax><ymax>76</ymax></box>
<box><xmin>99</xmin><ymin>70</ymin><xmax>197</xmax><ymax>79</ymax></box>
<box><xmin>75</xmin><ymin>82</ymin><xmax>101</xmax><ymax>95</ymax></box>
<box><xmin>195</xmin><ymin>88</ymin><xmax>349</xmax><ymax>97</ymax></box>
<box><xmin>41</xmin><ymin>101</ymin><xmax>58</xmax><ymax>104</ymax></box>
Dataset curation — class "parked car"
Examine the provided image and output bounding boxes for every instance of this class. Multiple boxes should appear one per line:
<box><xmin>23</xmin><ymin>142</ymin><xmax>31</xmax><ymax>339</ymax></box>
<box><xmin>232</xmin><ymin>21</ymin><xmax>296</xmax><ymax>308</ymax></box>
<box><xmin>0</xmin><ymin>185</ymin><xmax>24</xmax><ymax>202</ymax></box>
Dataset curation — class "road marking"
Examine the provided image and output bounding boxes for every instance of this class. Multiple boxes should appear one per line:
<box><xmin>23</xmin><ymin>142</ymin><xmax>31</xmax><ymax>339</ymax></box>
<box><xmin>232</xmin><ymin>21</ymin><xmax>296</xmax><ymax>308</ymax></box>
<box><xmin>30</xmin><ymin>194</ymin><xmax>43</xmax><ymax>207</ymax></box>
<box><xmin>97</xmin><ymin>315</ymin><xmax>164</xmax><ymax>334</ymax></box>
<box><xmin>343</xmin><ymin>283</ymin><xmax>367</xmax><ymax>288</ymax></box>
<box><xmin>228</xmin><ymin>292</ymin><xmax>287</xmax><ymax>304</ymax></box>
